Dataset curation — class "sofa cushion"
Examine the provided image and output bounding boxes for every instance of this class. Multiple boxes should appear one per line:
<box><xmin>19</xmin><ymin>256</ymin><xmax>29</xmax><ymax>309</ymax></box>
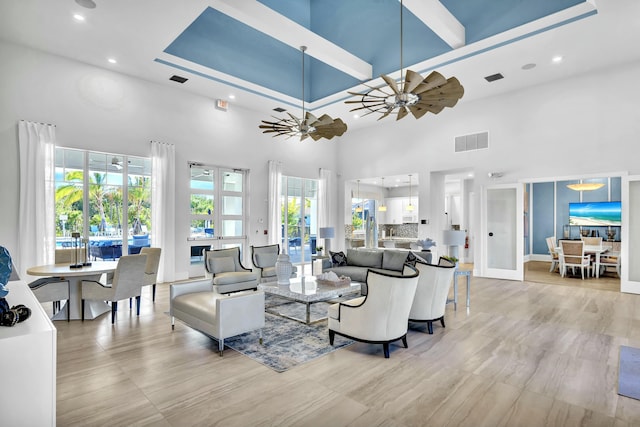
<box><xmin>330</xmin><ymin>251</ymin><xmax>347</xmax><ymax>267</ymax></box>
<box><xmin>382</xmin><ymin>251</ymin><xmax>409</xmax><ymax>271</ymax></box>
<box><xmin>255</xmin><ymin>252</ymin><xmax>277</xmax><ymax>268</ymax></box>
<box><xmin>324</xmin><ymin>266</ymin><xmax>369</xmax><ymax>283</ymax></box>
<box><xmin>209</xmin><ymin>256</ymin><xmax>236</xmax><ymax>274</ymax></box>
<box><xmin>173</xmin><ymin>292</ymin><xmax>217</xmax><ymax>324</ymax></box>
<box><xmin>347</xmin><ymin>249</ymin><xmax>383</xmax><ymax>268</ymax></box>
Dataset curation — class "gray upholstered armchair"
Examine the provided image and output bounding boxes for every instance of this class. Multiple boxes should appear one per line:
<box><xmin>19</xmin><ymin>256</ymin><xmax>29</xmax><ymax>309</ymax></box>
<box><xmin>250</xmin><ymin>244</ymin><xmax>297</xmax><ymax>283</ymax></box>
<box><xmin>204</xmin><ymin>247</ymin><xmax>259</xmax><ymax>294</ymax></box>
<box><xmin>328</xmin><ymin>265</ymin><xmax>420</xmax><ymax>358</ymax></box>
<box><xmin>408</xmin><ymin>257</ymin><xmax>456</xmax><ymax>334</ymax></box>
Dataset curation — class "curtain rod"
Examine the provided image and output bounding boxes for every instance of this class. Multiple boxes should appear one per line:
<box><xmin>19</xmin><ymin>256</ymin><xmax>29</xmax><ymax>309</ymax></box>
<box><xmin>19</xmin><ymin>119</ymin><xmax>56</xmax><ymax>127</ymax></box>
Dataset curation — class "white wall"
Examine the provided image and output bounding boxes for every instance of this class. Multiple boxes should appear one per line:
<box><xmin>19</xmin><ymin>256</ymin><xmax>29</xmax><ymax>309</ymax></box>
<box><xmin>0</xmin><ymin>41</ymin><xmax>340</xmax><ymax>279</ymax></box>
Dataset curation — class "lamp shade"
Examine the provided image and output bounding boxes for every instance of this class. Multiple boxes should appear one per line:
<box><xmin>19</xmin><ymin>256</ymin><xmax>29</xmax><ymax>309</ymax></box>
<box><xmin>319</xmin><ymin>227</ymin><xmax>335</xmax><ymax>239</ymax></box>
<box><xmin>442</xmin><ymin>230</ymin><xmax>465</xmax><ymax>246</ymax></box>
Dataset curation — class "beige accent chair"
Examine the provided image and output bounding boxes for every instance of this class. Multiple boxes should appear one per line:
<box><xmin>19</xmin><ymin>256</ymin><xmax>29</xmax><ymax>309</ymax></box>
<box><xmin>581</xmin><ymin>236</ymin><xmax>604</xmax><ymax>246</ymax></box>
<box><xmin>408</xmin><ymin>257</ymin><xmax>456</xmax><ymax>334</ymax></box>
<box><xmin>328</xmin><ymin>265</ymin><xmax>419</xmax><ymax>358</ymax></box>
<box><xmin>170</xmin><ymin>279</ymin><xmax>264</xmax><ymax>356</ymax></box>
<box><xmin>204</xmin><ymin>247</ymin><xmax>258</xmax><ymax>294</ymax></box>
<box><xmin>599</xmin><ymin>251</ymin><xmax>621</xmax><ymax>277</ymax></box>
<box><xmin>559</xmin><ymin>240</ymin><xmax>592</xmax><ymax>279</ymax></box>
<box><xmin>81</xmin><ymin>254</ymin><xmax>147</xmax><ymax>323</ymax></box>
<box><xmin>250</xmin><ymin>244</ymin><xmax>297</xmax><ymax>283</ymax></box>
<box><xmin>545</xmin><ymin>237</ymin><xmax>560</xmax><ymax>273</ymax></box>
<box><xmin>140</xmin><ymin>247</ymin><xmax>161</xmax><ymax>301</ymax></box>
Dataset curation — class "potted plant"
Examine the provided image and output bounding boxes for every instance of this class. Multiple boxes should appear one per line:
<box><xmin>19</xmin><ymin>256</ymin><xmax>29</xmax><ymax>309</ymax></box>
<box><xmin>316</xmin><ymin>245</ymin><xmax>324</xmax><ymax>256</ymax></box>
<box><xmin>442</xmin><ymin>255</ymin><xmax>459</xmax><ymax>268</ymax></box>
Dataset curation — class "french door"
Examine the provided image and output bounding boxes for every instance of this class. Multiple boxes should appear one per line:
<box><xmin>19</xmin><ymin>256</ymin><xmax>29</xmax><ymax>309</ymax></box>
<box><xmin>281</xmin><ymin>177</ymin><xmax>318</xmax><ymax>274</ymax></box>
<box><xmin>622</xmin><ymin>175</ymin><xmax>640</xmax><ymax>293</ymax></box>
<box><xmin>188</xmin><ymin>163</ymin><xmax>248</xmax><ymax>277</ymax></box>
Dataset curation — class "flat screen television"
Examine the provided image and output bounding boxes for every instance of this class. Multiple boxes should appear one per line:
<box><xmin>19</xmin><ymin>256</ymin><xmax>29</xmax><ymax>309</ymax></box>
<box><xmin>569</xmin><ymin>201</ymin><xmax>621</xmax><ymax>226</ymax></box>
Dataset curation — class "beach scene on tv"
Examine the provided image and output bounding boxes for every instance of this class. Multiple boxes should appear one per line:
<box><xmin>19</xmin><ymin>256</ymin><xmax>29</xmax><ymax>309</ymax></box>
<box><xmin>569</xmin><ymin>201</ymin><xmax>622</xmax><ymax>226</ymax></box>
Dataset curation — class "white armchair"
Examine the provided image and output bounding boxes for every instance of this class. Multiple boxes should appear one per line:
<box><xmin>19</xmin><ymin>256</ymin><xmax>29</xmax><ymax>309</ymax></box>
<box><xmin>250</xmin><ymin>243</ymin><xmax>297</xmax><ymax>283</ymax></box>
<box><xmin>328</xmin><ymin>265</ymin><xmax>419</xmax><ymax>358</ymax></box>
<box><xmin>204</xmin><ymin>247</ymin><xmax>259</xmax><ymax>294</ymax></box>
<box><xmin>170</xmin><ymin>279</ymin><xmax>265</xmax><ymax>356</ymax></box>
<box><xmin>408</xmin><ymin>257</ymin><xmax>456</xmax><ymax>334</ymax></box>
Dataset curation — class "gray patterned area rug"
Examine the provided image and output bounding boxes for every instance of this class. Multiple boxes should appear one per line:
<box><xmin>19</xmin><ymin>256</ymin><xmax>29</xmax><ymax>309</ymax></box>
<box><xmin>223</xmin><ymin>296</ymin><xmax>354</xmax><ymax>372</ymax></box>
<box><xmin>619</xmin><ymin>345</ymin><xmax>640</xmax><ymax>400</ymax></box>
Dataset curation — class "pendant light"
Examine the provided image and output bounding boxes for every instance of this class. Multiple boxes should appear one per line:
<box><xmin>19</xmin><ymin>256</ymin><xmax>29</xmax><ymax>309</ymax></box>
<box><xmin>406</xmin><ymin>174</ymin><xmax>415</xmax><ymax>211</ymax></box>
<box><xmin>355</xmin><ymin>179</ymin><xmax>363</xmax><ymax>213</ymax></box>
<box><xmin>378</xmin><ymin>177</ymin><xmax>387</xmax><ymax>212</ymax></box>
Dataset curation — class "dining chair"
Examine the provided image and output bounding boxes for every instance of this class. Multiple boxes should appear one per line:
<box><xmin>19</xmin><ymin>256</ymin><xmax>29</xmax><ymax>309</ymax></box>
<box><xmin>408</xmin><ymin>257</ymin><xmax>456</xmax><ymax>334</ymax></box>
<box><xmin>545</xmin><ymin>237</ymin><xmax>560</xmax><ymax>273</ymax></box>
<box><xmin>81</xmin><ymin>254</ymin><xmax>147</xmax><ymax>323</ymax></box>
<box><xmin>140</xmin><ymin>247</ymin><xmax>161</xmax><ymax>302</ymax></box>
<box><xmin>559</xmin><ymin>240</ymin><xmax>592</xmax><ymax>279</ymax></box>
<box><xmin>328</xmin><ymin>265</ymin><xmax>419</xmax><ymax>358</ymax></box>
<box><xmin>599</xmin><ymin>251</ymin><xmax>621</xmax><ymax>278</ymax></box>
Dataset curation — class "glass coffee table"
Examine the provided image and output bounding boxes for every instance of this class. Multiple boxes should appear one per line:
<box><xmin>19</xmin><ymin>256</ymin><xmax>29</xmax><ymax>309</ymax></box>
<box><xmin>258</xmin><ymin>276</ymin><xmax>361</xmax><ymax>324</ymax></box>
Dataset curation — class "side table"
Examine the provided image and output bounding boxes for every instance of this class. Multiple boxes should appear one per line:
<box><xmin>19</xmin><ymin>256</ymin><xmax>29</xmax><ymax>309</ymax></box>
<box><xmin>448</xmin><ymin>269</ymin><xmax>471</xmax><ymax>310</ymax></box>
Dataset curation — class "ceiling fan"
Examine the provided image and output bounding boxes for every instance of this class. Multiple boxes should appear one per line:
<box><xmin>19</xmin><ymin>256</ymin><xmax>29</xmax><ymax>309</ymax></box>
<box><xmin>345</xmin><ymin>0</ymin><xmax>464</xmax><ymax>121</ymax></box>
<box><xmin>259</xmin><ymin>46</ymin><xmax>347</xmax><ymax>141</ymax></box>
<box><xmin>111</xmin><ymin>157</ymin><xmax>142</xmax><ymax>170</ymax></box>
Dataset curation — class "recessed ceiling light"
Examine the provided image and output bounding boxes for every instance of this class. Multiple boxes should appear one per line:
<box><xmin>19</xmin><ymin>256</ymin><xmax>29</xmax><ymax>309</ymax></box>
<box><xmin>73</xmin><ymin>14</ymin><xmax>85</xmax><ymax>21</ymax></box>
<box><xmin>552</xmin><ymin>55</ymin><xmax>563</xmax><ymax>63</ymax></box>
<box><xmin>353</xmin><ymin>114</ymin><xmax>359</xmax><ymax>119</ymax></box>
<box><xmin>75</xmin><ymin>0</ymin><xmax>96</xmax><ymax>8</ymax></box>
<box><xmin>228</xmin><ymin>94</ymin><xmax>235</xmax><ymax>99</ymax></box>
<box><xmin>107</xmin><ymin>58</ymin><xmax>117</xmax><ymax>64</ymax></box>
<box><xmin>521</xmin><ymin>63</ymin><xmax>536</xmax><ymax>70</ymax></box>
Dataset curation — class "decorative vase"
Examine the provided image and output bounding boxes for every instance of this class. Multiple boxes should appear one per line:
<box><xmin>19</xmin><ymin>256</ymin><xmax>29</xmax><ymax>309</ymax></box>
<box><xmin>275</xmin><ymin>253</ymin><xmax>293</xmax><ymax>285</ymax></box>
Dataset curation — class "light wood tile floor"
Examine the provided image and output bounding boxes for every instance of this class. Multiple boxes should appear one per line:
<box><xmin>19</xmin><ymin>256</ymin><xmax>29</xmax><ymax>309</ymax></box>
<box><xmin>50</xmin><ymin>263</ymin><xmax>640</xmax><ymax>426</ymax></box>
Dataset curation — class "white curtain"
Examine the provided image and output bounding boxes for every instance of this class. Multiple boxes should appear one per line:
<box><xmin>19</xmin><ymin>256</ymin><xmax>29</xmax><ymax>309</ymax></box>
<box><xmin>268</xmin><ymin>160</ymin><xmax>282</xmax><ymax>246</ymax></box>
<box><xmin>151</xmin><ymin>141</ymin><xmax>176</xmax><ymax>283</ymax></box>
<box><xmin>318</xmin><ymin>168</ymin><xmax>333</xmax><ymax>229</ymax></box>
<box><xmin>17</xmin><ymin>120</ymin><xmax>56</xmax><ymax>278</ymax></box>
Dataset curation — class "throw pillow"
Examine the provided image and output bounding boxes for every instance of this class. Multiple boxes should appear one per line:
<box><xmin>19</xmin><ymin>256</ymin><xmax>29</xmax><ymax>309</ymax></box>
<box><xmin>330</xmin><ymin>251</ymin><xmax>347</xmax><ymax>267</ymax></box>
<box><xmin>382</xmin><ymin>250</ymin><xmax>410</xmax><ymax>271</ymax></box>
<box><xmin>405</xmin><ymin>251</ymin><xmax>418</xmax><ymax>267</ymax></box>
<box><xmin>208</xmin><ymin>256</ymin><xmax>235</xmax><ymax>274</ymax></box>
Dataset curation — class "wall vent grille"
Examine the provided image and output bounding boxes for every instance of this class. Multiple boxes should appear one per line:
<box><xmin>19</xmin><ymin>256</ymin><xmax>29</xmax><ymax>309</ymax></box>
<box><xmin>455</xmin><ymin>131</ymin><xmax>489</xmax><ymax>152</ymax></box>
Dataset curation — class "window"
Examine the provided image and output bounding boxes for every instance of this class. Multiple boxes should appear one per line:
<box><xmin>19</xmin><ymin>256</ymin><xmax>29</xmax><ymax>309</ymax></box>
<box><xmin>54</xmin><ymin>148</ymin><xmax>152</xmax><ymax>257</ymax></box>
<box><xmin>188</xmin><ymin>163</ymin><xmax>248</xmax><ymax>276</ymax></box>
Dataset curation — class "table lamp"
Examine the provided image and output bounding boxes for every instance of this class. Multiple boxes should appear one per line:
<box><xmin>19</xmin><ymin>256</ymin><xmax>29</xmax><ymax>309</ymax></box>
<box><xmin>319</xmin><ymin>227</ymin><xmax>335</xmax><ymax>255</ymax></box>
<box><xmin>442</xmin><ymin>230</ymin><xmax>466</xmax><ymax>261</ymax></box>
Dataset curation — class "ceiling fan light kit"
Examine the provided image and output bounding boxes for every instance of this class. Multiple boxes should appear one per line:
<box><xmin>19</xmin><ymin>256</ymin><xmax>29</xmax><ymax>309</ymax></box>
<box><xmin>345</xmin><ymin>0</ymin><xmax>464</xmax><ymax>121</ymax></box>
<box><xmin>259</xmin><ymin>46</ymin><xmax>347</xmax><ymax>141</ymax></box>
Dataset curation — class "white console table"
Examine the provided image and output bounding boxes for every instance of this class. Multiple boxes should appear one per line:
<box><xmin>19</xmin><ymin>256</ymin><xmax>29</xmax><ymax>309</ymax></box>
<box><xmin>0</xmin><ymin>281</ymin><xmax>56</xmax><ymax>426</ymax></box>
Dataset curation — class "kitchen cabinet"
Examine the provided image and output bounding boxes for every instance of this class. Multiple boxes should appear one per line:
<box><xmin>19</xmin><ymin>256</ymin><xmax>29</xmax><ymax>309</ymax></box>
<box><xmin>381</xmin><ymin>197</ymin><xmax>418</xmax><ymax>224</ymax></box>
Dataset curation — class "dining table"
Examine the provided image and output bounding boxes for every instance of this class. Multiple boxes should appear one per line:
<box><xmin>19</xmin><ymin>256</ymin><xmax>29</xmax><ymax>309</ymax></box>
<box><xmin>556</xmin><ymin>244</ymin><xmax>609</xmax><ymax>278</ymax></box>
<box><xmin>27</xmin><ymin>261</ymin><xmax>117</xmax><ymax>320</ymax></box>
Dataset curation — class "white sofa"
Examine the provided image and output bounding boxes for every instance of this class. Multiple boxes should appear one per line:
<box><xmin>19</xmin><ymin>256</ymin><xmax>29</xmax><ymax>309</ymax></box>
<box><xmin>170</xmin><ymin>279</ymin><xmax>264</xmax><ymax>356</ymax></box>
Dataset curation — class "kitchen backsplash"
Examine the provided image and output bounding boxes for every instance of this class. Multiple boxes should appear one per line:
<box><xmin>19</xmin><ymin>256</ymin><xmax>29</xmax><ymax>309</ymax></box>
<box><xmin>344</xmin><ymin>223</ymin><xmax>418</xmax><ymax>238</ymax></box>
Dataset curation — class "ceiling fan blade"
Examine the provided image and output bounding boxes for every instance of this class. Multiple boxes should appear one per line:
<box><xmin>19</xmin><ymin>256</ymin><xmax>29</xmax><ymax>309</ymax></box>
<box><xmin>412</xmin><ymin>71</ymin><xmax>448</xmax><ymax>94</ymax></box>
<box><xmin>396</xmin><ymin>106</ymin><xmax>409</xmax><ymax>121</ymax></box>
<box><xmin>403</xmin><ymin>70</ymin><xmax>423</xmax><ymax>94</ymax></box>
<box><xmin>348</xmin><ymin>102</ymin><xmax>387</xmax><ymax>112</ymax></box>
<box><xmin>377</xmin><ymin>106</ymin><xmax>394</xmax><ymax>121</ymax></box>
<box><xmin>381</xmin><ymin>74</ymin><xmax>401</xmax><ymax>96</ymax></box>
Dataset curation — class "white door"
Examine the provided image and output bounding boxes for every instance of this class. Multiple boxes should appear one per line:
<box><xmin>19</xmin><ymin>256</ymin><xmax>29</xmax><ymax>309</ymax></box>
<box><xmin>622</xmin><ymin>175</ymin><xmax>640</xmax><ymax>293</ymax></box>
<box><xmin>480</xmin><ymin>183</ymin><xmax>524</xmax><ymax>281</ymax></box>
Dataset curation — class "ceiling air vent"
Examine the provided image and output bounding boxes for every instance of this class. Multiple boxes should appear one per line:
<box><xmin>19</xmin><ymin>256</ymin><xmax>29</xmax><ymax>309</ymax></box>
<box><xmin>484</xmin><ymin>73</ymin><xmax>504</xmax><ymax>82</ymax></box>
<box><xmin>169</xmin><ymin>75</ymin><xmax>188</xmax><ymax>83</ymax></box>
<box><xmin>273</xmin><ymin>107</ymin><xmax>286</xmax><ymax>113</ymax></box>
<box><xmin>455</xmin><ymin>131</ymin><xmax>489</xmax><ymax>153</ymax></box>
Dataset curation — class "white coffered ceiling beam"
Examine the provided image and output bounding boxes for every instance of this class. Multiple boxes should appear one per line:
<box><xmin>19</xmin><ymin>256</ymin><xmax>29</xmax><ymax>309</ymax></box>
<box><xmin>403</xmin><ymin>0</ymin><xmax>465</xmax><ymax>49</ymax></box>
<box><xmin>211</xmin><ymin>0</ymin><xmax>373</xmax><ymax>81</ymax></box>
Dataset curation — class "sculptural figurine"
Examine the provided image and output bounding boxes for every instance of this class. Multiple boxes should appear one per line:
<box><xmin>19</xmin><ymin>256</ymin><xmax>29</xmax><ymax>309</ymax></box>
<box><xmin>0</xmin><ymin>245</ymin><xmax>31</xmax><ymax>326</ymax></box>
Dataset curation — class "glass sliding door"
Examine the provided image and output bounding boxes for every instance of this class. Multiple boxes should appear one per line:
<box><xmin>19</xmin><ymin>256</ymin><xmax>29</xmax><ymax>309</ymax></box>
<box><xmin>281</xmin><ymin>176</ymin><xmax>318</xmax><ymax>275</ymax></box>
